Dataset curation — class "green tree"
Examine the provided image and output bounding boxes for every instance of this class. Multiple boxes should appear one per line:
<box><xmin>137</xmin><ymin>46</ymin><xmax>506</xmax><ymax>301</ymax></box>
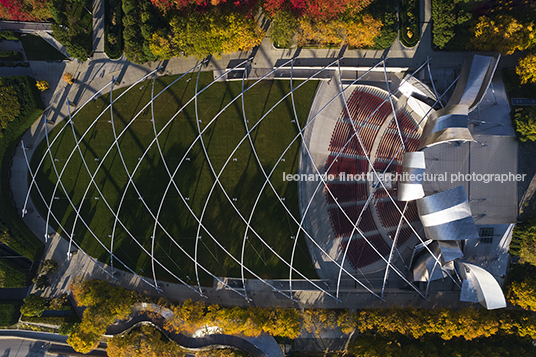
<box><xmin>513</xmin><ymin>107</ymin><xmax>536</xmax><ymax>143</ymax></box>
<box><xmin>32</xmin><ymin>275</ymin><xmax>50</xmax><ymax>290</ymax></box>
<box><xmin>20</xmin><ymin>294</ymin><xmax>47</xmax><ymax>317</ymax></box>
<box><xmin>432</xmin><ymin>0</ymin><xmax>455</xmax><ymax>49</ymax></box>
<box><xmin>38</xmin><ymin>259</ymin><xmax>58</xmax><ymax>275</ymax></box>
<box><xmin>268</xmin><ymin>11</ymin><xmax>298</xmax><ymax>48</ymax></box>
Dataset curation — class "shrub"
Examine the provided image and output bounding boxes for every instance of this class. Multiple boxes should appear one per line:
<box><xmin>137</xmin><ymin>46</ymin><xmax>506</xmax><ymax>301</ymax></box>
<box><xmin>513</xmin><ymin>107</ymin><xmax>536</xmax><ymax>143</ymax></box>
<box><xmin>20</xmin><ymin>294</ymin><xmax>47</xmax><ymax>317</ymax></box>
<box><xmin>0</xmin><ymin>50</ymin><xmax>23</xmax><ymax>61</ymax></box>
<box><xmin>0</xmin><ymin>31</ymin><xmax>18</xmax><ymax>41</ymax></box>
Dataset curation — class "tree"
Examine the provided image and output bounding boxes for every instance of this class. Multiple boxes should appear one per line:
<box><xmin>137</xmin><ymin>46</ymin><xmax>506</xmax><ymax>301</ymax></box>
<box><xmin>517</xmin><ymin>54</ymin><xmax>536</xmax><ymax>85</ymax></box>
<box><xmin>36</xmin><ymin>80</ymin><xmax>49</xmax><ymax>92</ymax></box>
<box><xmin>432</xmin><ymin>0</ymin><xmax>455</xmax><ymax>49</ymax></box>
<box><xmin>20</xmin><ymin>294</ymin><xmax>47</xmax><ymax>317</ymax></box>
<box><xmin>513</xmin><ymin>107</ymin><xmax>536</xmax><ymax>143</ymax></box>
<box><xmin>269</xmin><ymin>11</ymin><xmax>299</xmax><ymax>48</ymax></box>
<box><xmin>62</xmin><ymin>73</ymin><xmax>75</xmax><ymax>85</ymax></box>
<box><xmin>107</xmin><ymin>325</ymin><xmax>185</xmax><ymax>357</ymax></box>
<box><xmin>38</xmin><ymin>259</ymin><xmax>58</xmax><ymax>275</ymax></box>
<box><xmin>32</xmin><ymin>275</ymin><xmax>50</xmax><ymax>289</ymax></box>
<box><xmin>301</xmin><ymin>309</ymin><xmax>338</xmax><ymax>336</ymax></box>
<box><xmin>508</xmin><ymin>278</ymin><xmax>536</xmax><ymax>311</ymax></box>
<box><xmin>472</xmin><ymin>15</ymin><xmax>536</xmax><ymax>55</ymax></box>
<box><xmin>297</xmin><ymin>15</ymin><xmax>381</xmax><ymax>48</ymax></box>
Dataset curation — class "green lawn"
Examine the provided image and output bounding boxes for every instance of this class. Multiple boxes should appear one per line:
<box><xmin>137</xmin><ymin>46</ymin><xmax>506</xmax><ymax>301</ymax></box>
<box><xmin>0</xmin><ymin>302</ymin><xmax>21</xmax><ymax>326</ymax></box>
<box><xmin>20</xmin><ymin>34</ymin><xmax>67</xmax><ymax>61</ymax></box>
<box><xmin>32</xmin><ymin>72</ymin><xmax>319</xmax><ymax>285</ymax></box>
<box><xmin>0</xmin><ymin>260</ymin><xmax>26</xmax><ymax>288</ymax></box>
<box><xmin>0</xmin><ymin>51</ymin><xmax>23</xmax><ymax>62</ymax></box>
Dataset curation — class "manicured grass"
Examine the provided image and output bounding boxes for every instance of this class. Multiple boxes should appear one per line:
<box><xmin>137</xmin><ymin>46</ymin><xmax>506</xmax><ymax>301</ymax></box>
<box><xmin>32</xmin><ymin>72</ymin><xmax>319</xmax><ymax>285</ymax></box>
<box><xmin>0</xmin><ymin>260</ymin><xmax>26</xmax><ymax>288</ymax></box>
<box><xmin>0</xmin><ymin>51</ymin><xmax>23</xmax><ymax>62</ymax></box>
<box><xmin>0</xmin><ymin>302</ymin><xmax>21</xmax><ymax>326</ymax></box>
<box><xmin>20</xmin><ymin>34</ymin><xmax>67</xmax><ymax>61</ymax></box>
<box><xmin>0</xmin><ymin>31</ymin><xmax>18</xmax><ymax>41</ymax></box>
<box><xmin>0</xmin><ymin>76</ymin><xmax>44</xmax><ymax>261</ymax></box>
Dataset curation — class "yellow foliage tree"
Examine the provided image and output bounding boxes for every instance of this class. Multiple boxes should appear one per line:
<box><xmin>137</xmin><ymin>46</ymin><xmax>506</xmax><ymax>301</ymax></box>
<box><xmin>508</xmin><ymin>278</ymin><xmax>536</xmax><ymax>311</ymax></box>
<box><xmin>36</xmin><ymin>80</ymin><xmax>49</xmax><ymax>92</ymax></box>
<box><xmin>517</xmin><ymin>53</ymin><xmax>536</xmax><ymax>84</ymax></box>
<box><xmin>472</xmin><ymin>15</ymin><xmax>536</xmax><ymax>55</ymax></box>
<box><xmin>301</xmin><ymin>309</ymin><xmax>338</xmax><ymax>337</ymax></box>
<box><xmin>297</xmin><ymin>15</ymin><xmax>381</xmax><ymax>48</ymax></box>
<box><xmin>149</xmin><ymin>32</ymin><xmax>174</xmax><ymax>60</ymax></box>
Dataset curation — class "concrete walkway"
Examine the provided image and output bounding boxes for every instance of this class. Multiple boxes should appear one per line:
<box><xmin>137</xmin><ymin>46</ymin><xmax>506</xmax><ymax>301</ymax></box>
<box><xmin>92</xmin><ymin>0</ymin><xmax>107</xmax><ymax>60</ymax></box>
<box><xmin>0</xmin><ymin>20</ymin><xmax>51</xmax><ymax>32</ymax></box>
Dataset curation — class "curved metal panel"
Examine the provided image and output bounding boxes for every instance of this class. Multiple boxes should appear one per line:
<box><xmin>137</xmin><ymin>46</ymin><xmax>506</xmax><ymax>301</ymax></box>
<box><xmin>447</xmin><ymin>54</ymin><xmax>500</xmax><ymax>112</ymax></box>
<box><xmin>399</xmin><ymin>152</ymin><xmax>425</xmax><ymax>201</ymax></box>
<box><xmin>417</xmin><ymin>105</ymin><xmax>475</xmax><ymax>150</ymax></box>
<box><xmin>412</xmin><ymin>241</ymin><xmax>446</xmax><ymax>282</ymax></box>
<box><xmin>416</xmin><ymin>186</ymin><xmax>479</xmax><ymax>241</ymax></box>
<box><xmin>456</xmin><ymin>261</ymin><xmax>507</xmax><ymax>310</ymax></box>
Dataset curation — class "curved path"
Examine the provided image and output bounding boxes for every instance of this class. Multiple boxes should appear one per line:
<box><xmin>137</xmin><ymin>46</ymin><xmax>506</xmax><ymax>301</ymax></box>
<box><xmin>105</xmin><ymin>303</ymin><xmax>283</xmax><ymax>357</ymax></box>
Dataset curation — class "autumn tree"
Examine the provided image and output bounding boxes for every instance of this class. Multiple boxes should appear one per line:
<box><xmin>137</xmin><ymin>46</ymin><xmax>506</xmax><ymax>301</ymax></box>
<box><xmin>107</xmin><ymin>325</ymin><xmax>185</xmax><ymax>357</ymax></box>
<box><xmin>508</xmin><ymin>278</ymin><xmax>536</xmax><ymax>311</ymax></box>
<box><xmin>63</xmin><ymin>73</ymin><xmax>75</xmax><ymax>85</ymax></box>
<box><xmin>517</xmin><ymin>54</ymin><xmax>536</xmax><ymax>85</ymax></box>
<box><xmin>301</xmin><ymin>309</ymin><xmax>338</xmax><ymax>336</ymax></box>
<box><xmin>0</xmin><ymin>0</ymin><xmax>50</xmax><ymax>21</ymax></box>
<box><xmin>158</xmin><ymin>12</ymin><xmax>264</xmax><ymax>59</ymax></box>
<box><xmin>268</xmin><ymin>11</ymin><xmax>299</xmax><ymax>48</ymax></box>
<box><xmin>36</xmin><ymin>80</ymin><xmax>49</xmax><ymax>92</ymax></box>
<box><xmin>472</xmin><ymin>15</ymin><xmax>536</xmax><ymax>55</ymax></box>
<box><xmin>297</xmin><ymin>15</ymin><xmax>380</xmax><ymax>48</ymax></box>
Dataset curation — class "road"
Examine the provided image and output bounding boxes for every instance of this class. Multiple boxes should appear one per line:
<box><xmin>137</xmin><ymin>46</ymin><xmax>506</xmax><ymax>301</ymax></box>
<box><xmin>0</xmin><ymin>330</ymin><xmax>106</xmax><ymax>356</ymax></box>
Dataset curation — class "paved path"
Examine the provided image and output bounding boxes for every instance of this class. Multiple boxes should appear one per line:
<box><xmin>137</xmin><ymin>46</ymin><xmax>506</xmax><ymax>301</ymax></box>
<box><xmin>92</xmin><ymin>0</ymin><xmax>107</xmax><ymax>60</ymax></box>
<box><xmin>105</xmin><ymin>303</ymin><xmax>283</xmax><ymax>357</ymax></box>
<box><xmin>0</xmin><ymin>330</ymin><xmax>106</xmax><ymax>356</ymax></box>
<box><xmin>0</xmin><ymin>21</ymin><xmax>51</xmax><ymax>32</ymax></box>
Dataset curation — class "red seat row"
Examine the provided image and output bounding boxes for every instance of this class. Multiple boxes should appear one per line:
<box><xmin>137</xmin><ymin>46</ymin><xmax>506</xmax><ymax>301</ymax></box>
<box><xmin>328</xmin><ymin>122</ymin><xmax>379</xmax><ymax>157</ymax></box>
<box><xmin>375</xmin><ymin>200</ymin><xmax>419</xmax><ymax>228</ymax></box>
<box><xmin>328</xmin><ymin>204</ymin><xmax>377</xmax><ymax>237</ymax></box>
<box><xmin>325</xmin><ymin>183</ymin><xmax>368</xmax><ymax>204</ymax></box>
<box><xmin>339</xmin><ymin>234</ymin><xmax>391</xmax><ymax>269</ymax></box>
<box><xmin>325</xmin><ymin>155</ymin><xmax>368</xmax><ymax>177</ymax></box>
